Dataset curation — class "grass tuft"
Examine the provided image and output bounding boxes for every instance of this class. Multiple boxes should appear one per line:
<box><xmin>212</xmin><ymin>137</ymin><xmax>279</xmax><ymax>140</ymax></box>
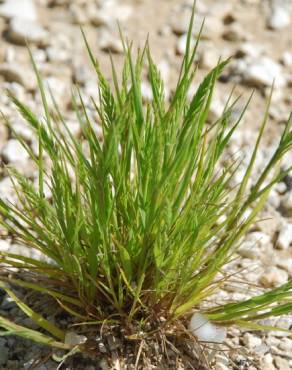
<box><xmin>0</xmin><ymin>5</ymin><xmax>291</xmax><ymax>366</ymax></box>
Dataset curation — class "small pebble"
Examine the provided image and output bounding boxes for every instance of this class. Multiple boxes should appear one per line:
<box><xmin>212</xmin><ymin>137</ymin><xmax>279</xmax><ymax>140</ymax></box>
<box><xmin>199</xmin><ymin>48</ymin><xmax>220</xmax><ymax>69</ymax></box>
<box><xmin>1</xmin><ymin>139</ymin><xmax>29</xmax><ymax>163</ymax></box>
<box><xmin>267</xmin><ymin>6</ymin><xmax>290</xmax><ymax>30</ymax></box>
<box><xmin>0</xmin><ymin>123</ymin><xmax>8</xmax><ymax>151</ymax></box>
<box><xmin>141</xmin><ymin>82</ymin><xmax>153</xmax><ymax>102</ymax></box>
<box><xmin>276</xmin><ymin>222</ymin><xmax>292</xmax><ymax>250</ymax></box>
<box><xmin>99</xmin><ymin>32</ymin><xmax>123</xmax><ymax>54</ymax></box>
<box><xmin>0</xmin><ymin>240</ymin><xmax>10</xmax><ymax>252</ymax></box>
<box><xmin>0</xmin><ymin>63</ymin><xmax>35</xmax><ymax>90</ymax></box>
<box><xmin>235</xmin><ymin>42</ymin><xmax>264</xmax><ymax>58</ymax></box>
<box><xmin>281</xmin><ymin>190</ymin><xmax>292</xmax><ymax>216</ymax></box>
<box><xmin>0</xmin><ymin>0</ymin><xmax>37</xmax><ymax>21</ymax></box>
<box><xmin>242</xmin><ymin>57</ymin><xmax>285</xmax><ymax>88</ymax></box>
<box><xmin>176</xmin><ymin>33</ymin><xmax>193</xmax><ymax>55</ymax></box>
<box><xmin>274</xmin><ymin>356</ymin><xmax>290</xmax><ymax>370</ymax></box>
<box><xmin>8</xmin><ymin>18</ymin><xmax>49</xmax><ymax>46</ymax></box>
<box><xmin>223</xmin><ymin>23</ymin><xmax>248</xmax><ymax>42</ymax></box>
<box><xmin>215</xmin><ymin>363</ymin><xmax>229</xmax><ymax>370</ymax></box>
<box><xmin>281</xmin><ymin>51</ymin><xmax>292</xmax><ymax>67</ymax></box>
<box><xmin>242</xmin><ymin>333</ymin><xmax>262</xmax><ymax>349</ymax></box>
<box><xmin>0</xmin><ymin>177</ymin><xmax>16</xmax><ymax>202</ymax></box>
<box><xmin>90</xmin><ymin>3</ymin><xmax>132</xmax><ymax>27</ymax></box>
<box><xmin>260</xmin><ymin>266</ymin><xmax>288</xmax><ymax>287</ymax></box>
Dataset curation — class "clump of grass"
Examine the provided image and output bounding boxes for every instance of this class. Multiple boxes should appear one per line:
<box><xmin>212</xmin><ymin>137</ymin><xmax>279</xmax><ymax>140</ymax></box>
<box><xmin>0</xmin><ymin>6</ymin><xmax>292</xmax><ymax>367</ymax></box>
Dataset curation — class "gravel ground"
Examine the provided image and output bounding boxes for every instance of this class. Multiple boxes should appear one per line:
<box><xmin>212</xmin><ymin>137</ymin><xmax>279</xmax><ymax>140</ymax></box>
<box><xmin>0</xmin><ymin>0</ymin><xmax>291</xmax><ymax>369</ymax></box>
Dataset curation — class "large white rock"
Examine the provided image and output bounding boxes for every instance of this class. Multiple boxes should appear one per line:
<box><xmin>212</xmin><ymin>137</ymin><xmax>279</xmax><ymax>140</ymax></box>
<box><xmin>0</xmin><ymin>0</ymin><xmax>37</xmax><ymax>22</ymax></box>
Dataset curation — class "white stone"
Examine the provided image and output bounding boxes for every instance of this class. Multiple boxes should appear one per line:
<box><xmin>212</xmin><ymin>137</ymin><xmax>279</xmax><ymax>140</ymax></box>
<box><xmin>187</xmin><ymin>84</ymin><xmax>199</xmax><ymax>102</ymax></box>
<box><xmin>42</xmin><ymin>76</ymin><xmax>70</xmax><ymax>111</ymax></box>
<box><xmin>274</xmin><ymin>357</ymin><xmax>290</xmax><ymax>370</ymax></box>
<box><xmin>47</xmin><ymin>47</ymin><xmax>70</xmax><ymax>63</ymax></box>
<box><xmin>172</xmin><ymin>12</ymin><xmax>222</xmax><ymax>39</ymax></box>
<box><xmin>276</xmin><ymin>222</ymin><xmax>292</xmax><ymax>250</ymax></box>
<box><xmin>279</xmin><ymin>337</ymin><xmax>292</xmax><ymax>351</ymax></box>
<box><xmin>242</xmin><ymin>333</ymin><xmax>262</xmax><ymax>349</ymax></box>
<box><xmin>189</xmin><ymin>313</ymin><xmax>226</xmax><ymax>343</ymax></box>
<box><xmin>282</xmin><ymin>151</ymin><xmax>292</xmax><ymax>171</ymax></box>
<box><xmin>1</xmin><ymin>139</ymin><xmax>29</xmax><ymax>163</ymax></box>
<box><xmin>243</xmin><ymin>57</ymin><xmax>285</xmax><ymax>88</ymax></box>
<box><xmin>69</xmin><ymin>3</ymin><xmax>87</xmax><ymax>25</ymax></box>
<box><xmin>200</xmin><ymin>48</ymin><xmax>220</xmax><ymax>69</ymax></box>
<box><xmin>10</xmin><ymin>119</ymin><xmax>34</xmax><ymax>142</ymax></box>
<box><xmin>260</xmin><ymin>353</ymin><xmax>276</xmax><ymax>370</ymax></box>
<box><xmin>208</xmin><ymin>98</ymin><xmax>225</xmax><ymax>122</ymax></box>
<box><xmin>0</xmin><ymin>63</ymin><xmax>35</xmax><ymax>90</ymax></box>
<box><xmin>0</xmin><ymin>123</ymin><xmax>8</xmax><ymax>151</ymax></box>
<box><xmin>157</xmin><ymin>59</ymin><xmax>170</xmax><ymax>83</ymax></box>
<box><xmin>239</xmin><ymin>231</ymin><xmax>271</xmax><ymax>259</ymax></box>
<box><xmin>267</xmin><ymin>6</ymin><xmax>290</xmax><ymax>30</ymax></box>
<box><xmin>0</xmin><ymin>177</ymin><xmax>16</xmax><ymax>203</ymax></box>
<box><xmin>99</xmin><ymin>32</ymin><xmax>123</xmax><ymax>54</ymax></box>
<box><xmin>9</xmin><ymin>244</ymin><xmax>32</xmax><ymax>258</ymax></box>
<box><xmin>0</xmin><ymin>0</ymin><xmax>37</xmax><ymax>21</ymax></box>
<box><xmin>281</xmin><ymin>51</ymin><xmax>292</xmax><ymax>67</ymax></box>
<box><xmin>231</xmin><ymin>58</ymin><xmax>248</xmax><ymax>75</ymax></box>
<box><xmin>236</xmin><ymin>42</ymin><xmax>264</xmax><ymax>58</ymax></box>
<box><xmin>223</xmin><ymin>23</ymin><xmax>248</xmax><ymax>42</ymax></box>
<box><xmin>215</xmin><ymin>364</ymin><xmax>229</xmax><ymax>370</ymax></box>
<box><xmin>31</xmin><ymin>49</ymin><xmax>47</xmax><ymax>63</ymax></box>
<box><xmin>260</xmin><ymin>266</ymin><xmax>288</xmax><ymax>287</ymax></box>
<box><xmin>170</xmin><ymin>13</ymin><xmax>190</xmax><ymax>35</ymax></box>
<box><xmin>275</xmin><ymin>181</ymin><xmax>287</xmax><ymax>194</ymax></box>
<box><xmin>261</xmin><ymin>316</ymin><xmax>292</xmax><ymax>337</ymax></box>
<box><xmin>66</xmin><ymin>120</ymin><xmax>82</xmax><ymax>138</ymax></box>
<box><xmin>281</xmin><ymin>190</ymin><xmax>292</xmax><ymax>216</ymax></box>
<box><xmin>268</xmin><ymin>189</ymin><xmax>281</xmax><ymax>208</ymax></box>
<box><xmin>90</xmin><ymin>3</ymin><xmax>132</xmax><ymax>27</ymax></box>
<box><xmin>200</xmin><ymin>16</ymin><xmax>223</xmax><ymax>40</ymax></box>
<box><xmin>247</xmin><ymin>232</ymin><xmax>271</xmax><ymax>246</ymax></box>
<box><xmin>141</xmin><ymin>82</ymin><xmax>153</xmax><ymax>102</ymax></box>
<box><xmin>276</xmin><ymin>256</ymin><xmax>292</xmax><ymax>275</ymax></box>
<box><xmin>176</xmin><ymin>34</ymin><xmax>196</xmax><ymax>55</ymax></box>
<box><xmin>8</xmin><ymin>18</ymin><xmax>48</xmax><ymax>46</ymax></box>
<box><xmin>0</xmin><ymin>239</ymin><xmax>10</xmax><ymax>252</ymax></box>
